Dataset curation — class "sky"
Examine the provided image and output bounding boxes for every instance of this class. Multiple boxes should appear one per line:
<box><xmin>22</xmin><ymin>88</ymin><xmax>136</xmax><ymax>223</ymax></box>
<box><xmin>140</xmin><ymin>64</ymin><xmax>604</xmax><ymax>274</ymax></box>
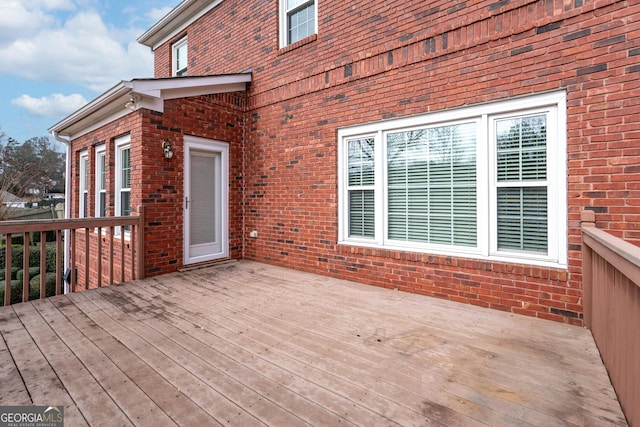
<box><xmin>0</xmin><ymin>0</ymin><xmax>181</xmax><ymax>144</ymax></box>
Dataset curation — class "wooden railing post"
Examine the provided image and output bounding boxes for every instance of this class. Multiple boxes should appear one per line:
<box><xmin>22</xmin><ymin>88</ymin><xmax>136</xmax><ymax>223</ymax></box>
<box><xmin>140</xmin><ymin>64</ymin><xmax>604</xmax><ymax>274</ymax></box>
<box><xmin>581</xmin><ymin>209</ymin><xmax>595</xmax><ymax>329</ymax></box>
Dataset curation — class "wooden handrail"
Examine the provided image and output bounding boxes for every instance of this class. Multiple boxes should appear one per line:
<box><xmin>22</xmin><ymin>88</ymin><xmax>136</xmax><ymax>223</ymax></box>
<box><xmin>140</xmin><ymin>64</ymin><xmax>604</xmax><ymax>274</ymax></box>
<box><xmin>582</xmin><ymin>226</ymin><xmax>640</xmax><ymax>288</ymax></box>
<box><xmin>0</xmin><ymin>215</ymin><xmax>142</xmax><ymax>233</ymax></box>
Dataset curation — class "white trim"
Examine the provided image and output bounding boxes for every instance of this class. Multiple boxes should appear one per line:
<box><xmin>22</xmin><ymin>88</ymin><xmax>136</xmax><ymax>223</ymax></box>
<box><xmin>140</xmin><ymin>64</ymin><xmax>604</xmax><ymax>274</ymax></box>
<box><xmin>337</xmin><ymin>91</ymin><xmax>568</xmax><ymax>268</ymax></box>
<box><xmin>94</xmin><ymin>144</ymin><xmax>106</xmax><ymax>218</ymax></box>
<box><xmin>183</xmin><ymin>135</ymin><xmax>229</xmax><ymax>264</ymax></box>
<box><xmin>138</xmin><ymin>0</ymin><xmax>224</xmax><ymax>50</ymax></box>
<box><xmin>279</xmin><ymin>0</ymin><xmax>318</xmax><ymax>48</ymax></box>
<box><xmin>115</xmin><ymin>135</ymin><xmax>131</xmax><ymax>238</ymax></box>
<box><xmin>48</xmin><ymin>74</ymin><xmax>251</xmax><ymax>140</ymax></box>
<box><xmin>79</xmin><ymin>150</ymin><xmax>88</xmax><ymax>218</ymax></box>
<box><xmin>488</xmin><ymin>107</ymin><xmax>558</xmax><ymax>263</ymax></box>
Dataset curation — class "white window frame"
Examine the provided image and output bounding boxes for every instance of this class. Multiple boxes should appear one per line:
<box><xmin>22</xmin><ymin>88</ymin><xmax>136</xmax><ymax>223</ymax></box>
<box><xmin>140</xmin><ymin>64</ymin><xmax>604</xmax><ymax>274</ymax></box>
<box><xmin>279</xmin><ymin>0</ymin><xmax>317</xmax><ymax>48</ymax></box>
<box><xmin>115</xmin><ymin>135</ymin><xmax>131</xmax><ymax>238</ymax></box>
<box><xmin>79</xmin><ymin>150</ymin><xmax>88</xmax><ymax>218</ymax></box>
<box><xmin>95</xmin><ymin>144</ymin><xmax>106</xmax><ymax>218</ymax></box>
<box><xmin>337</xmin><ymin>91</ymin><xmax>567</xmax><ymax>268</ymax></box>
<box><xmin>172</xmin><ymin>36</ymin><xmax>188</xmax><ymax>77</ymax></box>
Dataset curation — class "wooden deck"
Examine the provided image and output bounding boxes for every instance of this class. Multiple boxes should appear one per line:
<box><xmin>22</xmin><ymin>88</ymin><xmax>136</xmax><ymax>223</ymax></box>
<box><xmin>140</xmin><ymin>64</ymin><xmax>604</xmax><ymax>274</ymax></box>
<box><xmin>0</xmin><ymin>260</ymin><xmax>627</xmax><ymax>426</ymax></box>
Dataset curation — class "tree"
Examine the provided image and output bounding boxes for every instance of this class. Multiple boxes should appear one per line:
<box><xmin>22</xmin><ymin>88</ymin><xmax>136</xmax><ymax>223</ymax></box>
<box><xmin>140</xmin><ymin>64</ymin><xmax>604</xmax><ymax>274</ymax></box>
<box><xmin>0</xmin><ymin>129</ymin><xmax>65</xmax><ymax>220</ymax></box>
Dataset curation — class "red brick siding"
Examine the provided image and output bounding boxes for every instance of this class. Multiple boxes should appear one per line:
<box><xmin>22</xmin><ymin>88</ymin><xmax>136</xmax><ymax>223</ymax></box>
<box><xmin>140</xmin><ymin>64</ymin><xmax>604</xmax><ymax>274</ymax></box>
<box><xmin>70</xmin><ymin>93</ymin><xmax>246</xmax><ymax>282</ymax></box>
<box><xmin>143</xmin><ymin>0</ymin><xmax>639</xmax><ymax>325</ymax></box>
<box><xmin>72</xmin><ymin>230</ymin><xmax>135</xmax><ymax>291</ymax></box>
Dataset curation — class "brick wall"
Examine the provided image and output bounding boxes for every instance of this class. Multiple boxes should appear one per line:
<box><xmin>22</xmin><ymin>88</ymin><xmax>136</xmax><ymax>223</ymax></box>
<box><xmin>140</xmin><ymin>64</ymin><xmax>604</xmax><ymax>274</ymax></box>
<box><xmin>142</xmin><ymin>0</ymin><xmax>640</xmax><ymax>325</ymax></box>
<box><xmin>70</xmin><ymin>93</ymin><xmax>246</xmax><ymax>282</ymax></box>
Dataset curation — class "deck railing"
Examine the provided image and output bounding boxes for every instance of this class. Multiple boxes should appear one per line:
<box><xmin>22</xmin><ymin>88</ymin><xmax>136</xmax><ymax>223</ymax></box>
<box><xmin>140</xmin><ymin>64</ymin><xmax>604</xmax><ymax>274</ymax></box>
<box><xmin>581</xmin><ymin>210</ymin><xmax>639</xmax><ymax>427</ymax></box>
<box><xmin>1</xmin><ymin>208</ymin><xmax>144</xmax><ymax>306</ymax></box>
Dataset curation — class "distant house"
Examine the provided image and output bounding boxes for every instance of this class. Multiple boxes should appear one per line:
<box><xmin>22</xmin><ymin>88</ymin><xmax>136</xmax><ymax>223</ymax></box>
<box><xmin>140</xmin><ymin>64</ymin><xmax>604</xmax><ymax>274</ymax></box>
<box><xmin>49</xmin><ymin>0</ymin><xmax>640</xmax><ymax>324</ymax></box>
<box><xmin>0</xmin><ymin>190</ymin><xmax>28</xmax><ymax>208</ymax></box>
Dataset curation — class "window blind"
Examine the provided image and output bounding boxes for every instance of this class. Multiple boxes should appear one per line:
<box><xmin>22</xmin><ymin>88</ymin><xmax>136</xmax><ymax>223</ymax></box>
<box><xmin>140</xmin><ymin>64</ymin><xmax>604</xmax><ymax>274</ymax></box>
<box><xmin>495</xmin><ymin>115</ymin><xmax>548</xmax><ymax>254</ymax></box>
<box><xmin>347</xmin><ymin>138</ymin><xmax>375</xmax><ymax>238</ymax></box>
<box><xmin>387</xmin><ymin>123</ymin><xmax>477</xmax><ymax>246</ymax></box>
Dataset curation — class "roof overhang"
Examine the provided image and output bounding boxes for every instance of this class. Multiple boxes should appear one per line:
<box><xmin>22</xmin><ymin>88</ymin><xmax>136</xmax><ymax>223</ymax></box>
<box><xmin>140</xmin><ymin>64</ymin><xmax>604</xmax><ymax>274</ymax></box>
<box><xmin>48</xmin><ymin>73</ymin><xmax>251</xmax><ymax>140</ymax></box>
<box><xmin>138</xmin><ymin>0</ymin><xmax>224</xmax><ymax>50</ymax></box>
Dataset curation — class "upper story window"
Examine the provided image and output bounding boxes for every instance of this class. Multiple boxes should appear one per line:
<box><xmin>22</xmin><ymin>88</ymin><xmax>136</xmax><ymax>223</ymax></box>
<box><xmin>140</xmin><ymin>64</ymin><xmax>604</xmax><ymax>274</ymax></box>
<box><xmin>279</xmin><ymin>0</ymin><xmax>316</xmax><ymax>47</ymax></box>
<box><xmin>95</xmin><ymin>144</ymin><xmax>106</xmax><ymax>218</ymax></box>
<box><xmin>338</xmin><ymin>91</ymin><xmax>567</xmax><ymax>268</ymax></box>
<box><xmin>79</xmin><ymin>150</ymin><xmax>88</xmax><ymax>218</ymax></box>
<box><xmin>172</xmin><ymin>36</ymin><xmax>188</xmax><ymax>77</ymax></box>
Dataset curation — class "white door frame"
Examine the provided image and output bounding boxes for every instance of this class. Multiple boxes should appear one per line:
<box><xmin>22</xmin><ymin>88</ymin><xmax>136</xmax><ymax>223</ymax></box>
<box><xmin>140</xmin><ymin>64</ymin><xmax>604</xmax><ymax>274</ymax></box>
<box><xmin>183</xmin><ymin>135</ymin><xmax>229</xmax><ymax>264</ymax></box>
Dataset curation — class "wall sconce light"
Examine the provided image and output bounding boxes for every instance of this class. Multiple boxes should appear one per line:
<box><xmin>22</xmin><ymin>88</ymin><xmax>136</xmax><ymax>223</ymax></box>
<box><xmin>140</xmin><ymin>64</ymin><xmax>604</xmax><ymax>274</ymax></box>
<box><xmin>162</xmin><ymin>140</ymin><xmax>174</xmax><ymax>159</ymax></box>
<box><xmin>125</xmin><ymin>93</ymin><xmax>141</xmax><ymax>111</ymax></box>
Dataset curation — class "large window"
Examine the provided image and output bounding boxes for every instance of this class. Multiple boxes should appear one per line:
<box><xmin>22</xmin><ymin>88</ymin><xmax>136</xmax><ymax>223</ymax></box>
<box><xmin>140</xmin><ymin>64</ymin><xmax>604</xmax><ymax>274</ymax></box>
<box><xmin>279</xmin><ymin>0</ymin><xmax>316</xmax><ymax>47</ymax></box>
<box><xmin>338</xmin><ymin>92</ymin><xmax>567</xmax><ymax>267</ymax></box>
<box><xmin>79</xmin><ymin>151</ymin><xmax>88</xmax><ymax>218</ymax></box>
<box><xmin>95</xmin><ymin>144</ymin><xmax>106</xmax><ymax>218</ymax></box>
<box><xmin>172</xmin><ymin>36</ymin><xmax>188</xmax><ymax>76</ymax></box>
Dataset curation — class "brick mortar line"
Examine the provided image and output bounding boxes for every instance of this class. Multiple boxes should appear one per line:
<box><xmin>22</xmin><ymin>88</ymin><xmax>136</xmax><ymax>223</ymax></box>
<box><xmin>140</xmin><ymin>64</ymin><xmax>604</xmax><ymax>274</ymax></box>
<box><xmin>246</xmin><ymin>0</ymin><xmax>614</xmax><ymax>110</ymax></box>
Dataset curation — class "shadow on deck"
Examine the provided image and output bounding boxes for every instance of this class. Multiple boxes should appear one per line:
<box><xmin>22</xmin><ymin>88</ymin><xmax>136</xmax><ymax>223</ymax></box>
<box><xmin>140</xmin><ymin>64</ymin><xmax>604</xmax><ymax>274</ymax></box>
<box><xmin>0</xmin><ymin>260</ymin><xmax>627</xmax><ymax>426</ymax></box>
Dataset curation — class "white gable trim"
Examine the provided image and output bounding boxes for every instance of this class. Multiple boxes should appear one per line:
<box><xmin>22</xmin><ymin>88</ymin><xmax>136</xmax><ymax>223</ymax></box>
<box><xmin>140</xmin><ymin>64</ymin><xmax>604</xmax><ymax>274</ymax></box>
<box><xmin>138</xmin><ymin>0</ymin><xmax>224</xmax><ymax>50</ymax></box>
<box><xmin>48</xmin><ymin>74</ymin><xmax>251</xmax><ymax>140</ymax></box>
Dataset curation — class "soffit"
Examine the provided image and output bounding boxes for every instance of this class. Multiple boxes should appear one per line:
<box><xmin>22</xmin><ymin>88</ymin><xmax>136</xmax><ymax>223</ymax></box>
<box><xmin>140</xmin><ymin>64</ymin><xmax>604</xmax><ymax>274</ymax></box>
<box><xmin>48</xmin><ymin>74</ymin><xmax>251</xmax><ymax>140</ymax></box>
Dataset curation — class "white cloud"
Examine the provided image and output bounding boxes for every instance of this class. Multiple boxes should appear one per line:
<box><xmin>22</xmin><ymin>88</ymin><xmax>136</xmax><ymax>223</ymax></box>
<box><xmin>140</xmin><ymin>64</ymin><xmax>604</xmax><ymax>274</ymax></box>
<box><xmin>0</xmin><ymin>1</ymin><xmax>52</xmax><ymax>43</ymax></box>
<box><xmin>0</xmin><ymin>5</ymin><xmax>154</xmax><ymax>93</ymax></box>
<box><xmin>147</xmin><ymin>6</ymin><xmax>174</xmax><ymax>23</ymax></box>
<box><xmin>11</xmin><ymin>93</ymin><xmax>88</xmax><ymax>118</ymax></box>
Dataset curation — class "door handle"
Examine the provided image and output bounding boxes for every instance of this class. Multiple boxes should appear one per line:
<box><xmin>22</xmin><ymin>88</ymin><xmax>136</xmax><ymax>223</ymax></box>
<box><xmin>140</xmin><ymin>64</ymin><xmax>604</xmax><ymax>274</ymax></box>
<box><xmin>185</xmin><ymin>197</ymin><xmax>190</xmax><ymax>209</ymax></box>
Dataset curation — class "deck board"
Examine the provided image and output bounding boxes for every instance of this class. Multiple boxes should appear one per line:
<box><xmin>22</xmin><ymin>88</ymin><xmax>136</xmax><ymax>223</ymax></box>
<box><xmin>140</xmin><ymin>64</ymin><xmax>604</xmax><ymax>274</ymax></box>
<box><xmin>0</xmin><ymin>260</ymin><xmax>628</xmax><ymax>426</ymax></box>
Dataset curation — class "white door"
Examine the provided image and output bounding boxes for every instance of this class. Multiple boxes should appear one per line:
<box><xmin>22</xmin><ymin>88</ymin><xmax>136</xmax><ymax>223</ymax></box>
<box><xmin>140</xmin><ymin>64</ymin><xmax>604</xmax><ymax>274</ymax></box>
<box><xmin>184</xmin><ymin>136</ymin><xmax>228</xmax><ymax>264</ymax></box>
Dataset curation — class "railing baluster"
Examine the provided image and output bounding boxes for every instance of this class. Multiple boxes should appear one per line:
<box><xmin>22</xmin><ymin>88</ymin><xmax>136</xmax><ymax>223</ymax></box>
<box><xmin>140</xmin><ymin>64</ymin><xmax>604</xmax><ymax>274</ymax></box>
<box><xmin>120</xmin><ymin>232</ymin><xmax>125</xmax><ymax>283</ymax></box>
<box><xmin>109</xmin><ymin>227</ymin><xmax>114</xmax><ymax>286</ymax></box>
<box><xmin>4</xmin><ymin>235</ymin><xmax>11</xmax><ymax>306</ymax></box>
<box><xmin>40</xmin><ymin>231</ymin><xmax>46</xmax><ymax>300</ymax></box>
<box><xmin>97</xmin><ymin>227</ymin><xmax>102</xmax><ymax>288</ymax></box>
<box><xmin>84</xmin><ymin>228</ymin><xmax>89</xmax><ymax>289</ymax></box>
<box><xmin>70</xmin><ymin>229</ymin><xmax>76</xmax><ymax>293</ymax></box>
<box><xmin>137</xmin><ymin>206</ymin><xmax>145</xmax><ymax>280</ymax></box>
<box><xmin>22</xmin><ymin>232</ymin><xmax>29</xmax><ymax>303</ymax></box>
<box><xmin>131</xmin><ymin>225</ymin><xmax>136</xmax><ymax>281</ymax></box>
<box><xmin>56</xmin><ymin>230</ymin><xmax>62</xmax><ymax>296</ymax></box>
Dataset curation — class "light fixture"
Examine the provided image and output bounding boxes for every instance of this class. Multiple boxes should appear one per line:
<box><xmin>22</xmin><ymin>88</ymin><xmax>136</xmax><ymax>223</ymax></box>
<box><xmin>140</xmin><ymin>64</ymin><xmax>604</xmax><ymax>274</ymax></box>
<box><xmin>162</xmin><ymin>140</ymin><xmax>174</xmax><ymax>159</ymax></box>
<box><xmin>125</xmin><ymin>93</ymin><xmax>141</xmax><ymax>111</ymax></box>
